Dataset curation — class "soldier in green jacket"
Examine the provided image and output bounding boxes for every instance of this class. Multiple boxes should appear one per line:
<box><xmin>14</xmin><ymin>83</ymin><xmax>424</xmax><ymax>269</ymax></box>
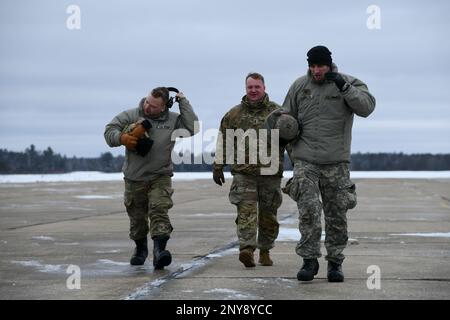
<box><xmin>274</xmin><ymin>46</ymin><xmax>376</xmax><ymax>282</ymax></box>
<box><xmin>104</xmin><ymin>87</ymin><xmax>198</xmax><ymax>269</ymax></box>
<box><xmin>213</xmin><ymin>73</ymin><xmax>285</xmax><ymax>268</ymax></box>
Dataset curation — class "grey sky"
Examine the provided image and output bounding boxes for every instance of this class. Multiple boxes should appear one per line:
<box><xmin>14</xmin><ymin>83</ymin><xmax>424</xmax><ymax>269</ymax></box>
<box><xmin>1</xmin><ymin>0</ymin><xmax>449</xmax><ymax>157</ymax></box>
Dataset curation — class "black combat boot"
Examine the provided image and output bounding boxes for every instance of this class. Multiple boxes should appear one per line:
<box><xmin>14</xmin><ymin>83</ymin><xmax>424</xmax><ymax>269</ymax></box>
<box><xmin>152</xmin><ymin>235</ymin><xmax>172</xmax><ymax>270</ymax></box>
<box><xmin>130</xmin><ymin>237</ymin><xmax>148</xmax><ymax>265</ymax></box>
<box><xmin>327</xmin><ymin>261</ymin><xmax>344</xmax><ymax>282</ymax></box>
<box><xmin>297</xmin><ymin>258</ymin><xmax>319</xmax><ymax>281</ymax></box>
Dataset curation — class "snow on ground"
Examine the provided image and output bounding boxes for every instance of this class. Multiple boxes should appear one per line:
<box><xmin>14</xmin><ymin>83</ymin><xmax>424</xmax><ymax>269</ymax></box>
<box><xmin>10</xmin><ymin>260</ymin><xmax>66</xmax><ymax>273</ymax></box>
<box><xmin>390</xmin><ymin>232</ymin><xmax>450</xmax><ymax>238</ymax></box>
<box><xmin>277</xmin><ymin>228</ymin><xmax>358</xmax><ymax>244</ymax></box>
<box><xmin>350</xmin><ymin>171</ymin><xmax>450</xmax><ymax>179</ymax></box>
<box><xmin>74</xmin><ymin>195</ymin><xmax>115</xmax><ymax>199</ymax></box>
<box><xmin>203</xmin><ymin>288</ymin><xmax>258</xmax><ymax>299</ymax></box>
<box><xmin>97</xmin><ymin>259</ymin><xmax>129</xmax><ymax>266</ymax></box>
<box><xmin>1</xmin><ymin>171</ymin><xmax>450</xmax><ymax>183</ymax></box>
<box><xmin>31</xmin><ymin>236</ymin><xmax>55</xmax><ymax>241</ymax></box>
<box><xmin>0</xmin><ymin>172</ymin><xmax>124</xmax><ymax>183</ymax></box>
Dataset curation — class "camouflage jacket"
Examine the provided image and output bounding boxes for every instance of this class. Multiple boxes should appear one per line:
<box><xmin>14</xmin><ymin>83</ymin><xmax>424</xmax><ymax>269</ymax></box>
<box><xmin>213</xmin><ymin>94</ymin><xmax>284</xmax><ymax>177</ymax></box>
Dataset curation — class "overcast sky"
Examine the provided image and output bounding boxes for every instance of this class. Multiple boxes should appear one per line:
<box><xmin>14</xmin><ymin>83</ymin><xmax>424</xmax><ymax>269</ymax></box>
<box><xmin>1</xmin><ymin>0</ymin><xmax>449</xmax><ymax>157</ymax></box>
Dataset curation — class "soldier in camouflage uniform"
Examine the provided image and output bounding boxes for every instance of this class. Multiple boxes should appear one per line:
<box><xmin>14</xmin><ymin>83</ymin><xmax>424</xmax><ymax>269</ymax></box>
<box><xmin>273</xmin><ymin>46</ymin><xmax>375</xmax><ymax>282</ymax></box>
<box><xmin>104</xmin><ymin>87</ymin><xmax>198</xmax><ymax>269</ymax></box>
<box><xmin>213</xmin><ymin>73</ymin><xmax>285</xmax><ymax>268</ymax></box>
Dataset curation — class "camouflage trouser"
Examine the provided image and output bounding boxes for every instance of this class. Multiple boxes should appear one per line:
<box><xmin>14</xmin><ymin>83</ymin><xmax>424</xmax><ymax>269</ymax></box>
<box><xmin>283</xmin><ymin>160</ymin><xmax>357</xmax><ymax>264</ymax></box>
<box><xmin>124</xmin><ymin>175</ymin><xmax>174</xmax><ymax>241</ymax></box>
<box><xmin>229</xmin><ymin>174</ymin><xmax>282</xmax><ymax>251</ymax></box>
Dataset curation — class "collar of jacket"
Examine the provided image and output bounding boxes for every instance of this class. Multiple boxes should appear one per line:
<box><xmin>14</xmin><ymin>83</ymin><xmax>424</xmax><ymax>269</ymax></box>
<box><xmin>241</xmin><ymin>93</ymin><xmax>270</xmax><ymax>111</ymax></box>
<box><xmin>139</xmin><ymin>97</ymin><xmax>170</xmax><ymax>121</ymax></box>
<box><xmin>307</xmin><ymin>62</ymin><xmax>338</xmax><ymax>84</ymax></box>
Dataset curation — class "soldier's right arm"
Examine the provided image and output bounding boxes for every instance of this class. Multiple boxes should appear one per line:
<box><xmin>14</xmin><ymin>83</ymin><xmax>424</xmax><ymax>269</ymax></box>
<box><xmin>104</xmin><ymin>110</ymin><xmax>133</xmax><ymax>147</ymax></box>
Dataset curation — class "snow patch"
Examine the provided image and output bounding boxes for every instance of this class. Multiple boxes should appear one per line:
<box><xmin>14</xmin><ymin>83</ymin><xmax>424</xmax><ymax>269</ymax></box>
<box><xmin>75</xmin><ymin>195</ymin><xmax>114</xmax><ymax>199</ymax></box>
<box><xmin>55</xmin><ymin>242</ymin><xmax>80</xmax><ymax>246</ymax></box>
<box><xmin>97</xmin><ymin>259</ymin><xmax>129</xmax><ymax>266</ymax></box>
<box><xmin>252</xmin><ymin>278</ymin><xmax>270</xmax><ymax>284</ymax></box>
<box><xmin>204</xmin><ymin>288</ymin><xmax>257</xmax><ymax>299</ymax></box>
<box><xmin>276</xmin><ymin>228</ymin><xmax>300</xmax><ymax>241</ymax></box>
<box><xmin>390</xmin><ymin>232</ymin><xmax>450</xmax><ymax>238</ymax></box>
<box><xmin>277</xmin><ymin>228</ymin><xmax>358</xmax><ymax>244</ymax></box>
<box><xmin>124</xmin><ymin>278</ymin><xmax>168</xmax><ymax>300</ymax></box>
<box><xmin>185</xmin><ymin>212</ymin><xmax>234</xmax><ymax>217</ymax></box>
<box><xmin>352</xmin><ymin>171</ymin><xmax>450</xmax><ymax>179</ymax></box>
<box><xmin>31</xmin><ymin>236</ymin><xmax>55</xmax><ymax>241</ymax></box>
<box><xmin>356</xmin><ymin>236</ymin><xmax>391</xmax><ymax>240</ymax></box>
<box><xmin>2</xmin><ymin>170</ymin><xmax>450</xmax><ymax>184</ymax></box>
<box><xmin>11</xmin><ymin>260</ymin><xmax>65</xmax><ymax>273</ymax></box>
<box><xmin>277</xmin><ymin>277</ymin><xmax>296</xmax><ymax>283</ymax></box>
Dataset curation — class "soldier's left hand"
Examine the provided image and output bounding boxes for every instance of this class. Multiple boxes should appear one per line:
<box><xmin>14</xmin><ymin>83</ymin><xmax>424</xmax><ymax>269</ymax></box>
<box><xmin>325</xmin><ymin>72</ymin><xmax>346</xmax><ymax>91</ymax></box>
<box><xmin>272</xmin><ymin>109</ymin><xmax>290</xmax><ymax>117</ymax></box>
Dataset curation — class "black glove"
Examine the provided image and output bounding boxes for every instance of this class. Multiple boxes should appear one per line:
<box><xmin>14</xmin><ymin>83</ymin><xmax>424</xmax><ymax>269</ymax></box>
<box><xmin>135</xmin><ymin>137</ymin><xmax>154</xmax><ymax>157</ymax></box>
<box><xmin>325</xmin><ymin>72</ymin><xmax>346</xmax><ymax>91</ymax></box>
<box><xmin>279</xmin><ymin>138</ymin><xmax>289</xmax><ymax>148</ymax></box>
<box><xmin>213</xmin><ymin>169</ymin><xmax>225</xmax><ymax>186</ymax></box>
<box><xmin>266</xmin><ymin>109</ymin><xmax>290</xmax><ymax>131</ymax></box>
<box><xmin>272</xmin><ymin>109</ymin><xmax>289</xmax><ymax>117</ymax></box>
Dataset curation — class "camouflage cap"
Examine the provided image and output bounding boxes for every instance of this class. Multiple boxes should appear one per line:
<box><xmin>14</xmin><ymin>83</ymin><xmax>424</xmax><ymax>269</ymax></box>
<box><xmin>274</xmin><ymin>114</ymin><xmax>299</xmax><ymax>141</ymax></box>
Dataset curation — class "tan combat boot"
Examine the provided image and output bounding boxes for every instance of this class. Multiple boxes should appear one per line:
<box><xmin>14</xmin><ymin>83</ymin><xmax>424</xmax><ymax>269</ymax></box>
<box><xmin>239</xmin><ymin>248</ymin><xmax>256</xmax><ymax>267</ymax></box>
<box><xmin>259</xmin><ymin>250</ymin><xmax>273</xmax><ymax>266</ymax></box>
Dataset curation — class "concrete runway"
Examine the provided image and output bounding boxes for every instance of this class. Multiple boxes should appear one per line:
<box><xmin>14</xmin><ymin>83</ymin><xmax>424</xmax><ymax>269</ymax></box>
<box><xmin>0</xmin><ymin>177</ymin><xmax>449</xmax><ymax>300</ymax></box>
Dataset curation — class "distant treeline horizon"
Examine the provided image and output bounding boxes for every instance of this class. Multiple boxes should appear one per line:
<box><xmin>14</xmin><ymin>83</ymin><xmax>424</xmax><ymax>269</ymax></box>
<box><xmin>1</xmin><ymin>145</ymin><xmax>450</xmax><ymax>174</ymax></box>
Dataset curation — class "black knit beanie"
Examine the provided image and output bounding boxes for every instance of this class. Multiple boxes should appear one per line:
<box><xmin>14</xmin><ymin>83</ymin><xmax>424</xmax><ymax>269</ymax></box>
<box><xmin>307</xmin><ymin>46</ymin><xmax>332</xmax><ymax>67</ymax></box>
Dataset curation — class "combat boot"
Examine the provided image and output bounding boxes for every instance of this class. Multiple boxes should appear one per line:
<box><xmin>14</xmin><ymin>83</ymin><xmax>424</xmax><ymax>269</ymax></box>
<box><xmin>327</xmin><ymin>261</ymin><xmax>344</xmax><ymax>282</ymax></box>
<box><xmin>130</xmin><ymin>237</ymin><xmax>148</xmax><ymax>266</ymax></box>
<box><xmin>259</xmin><ymin>250</ymin><xmax>273</xmax><ymax>266</ymax></box>
<box><xmin>239</xmin><ymin>248</ymin><xmax>256</xmax><ymax>267</ymax></box>
<box><xmin>152</xmin><ymin>235</ymin><xmax>172</xmax><ymax>270</ymax></box>
<box><xmin>297</xmin><ymin>258</ymin><xmax>319</xmax><ymax>281</ymax></box>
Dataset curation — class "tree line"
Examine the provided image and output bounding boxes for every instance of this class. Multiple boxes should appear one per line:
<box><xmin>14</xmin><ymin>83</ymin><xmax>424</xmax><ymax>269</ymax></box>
<box><xmin>1</xmin><ymin>145</ymin><xmax>450</xmax><ymax>174</ymax></box>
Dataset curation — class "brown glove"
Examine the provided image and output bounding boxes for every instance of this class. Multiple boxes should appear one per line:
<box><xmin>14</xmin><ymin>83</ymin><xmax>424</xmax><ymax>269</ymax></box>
<box><xmin>130</xmin><ymin>119</ymin><xmax>152</xmax><ymax>139</ymax></box>
<box><xmin>120</xmin><ymin>133</ymin><xmax>138</xmax><ymax>150</ymax></box>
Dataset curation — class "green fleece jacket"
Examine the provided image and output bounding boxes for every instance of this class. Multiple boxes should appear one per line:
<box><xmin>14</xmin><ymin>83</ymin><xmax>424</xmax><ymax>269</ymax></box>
<box><xmin>104</xmin><ymin>97</ymin><xmax>198</xmax><ymax>180</ymax></box>
<box><xmin>281</xmin><ymin>64</ymin><xmax>376</xmax><ymax>164</ymax></box>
